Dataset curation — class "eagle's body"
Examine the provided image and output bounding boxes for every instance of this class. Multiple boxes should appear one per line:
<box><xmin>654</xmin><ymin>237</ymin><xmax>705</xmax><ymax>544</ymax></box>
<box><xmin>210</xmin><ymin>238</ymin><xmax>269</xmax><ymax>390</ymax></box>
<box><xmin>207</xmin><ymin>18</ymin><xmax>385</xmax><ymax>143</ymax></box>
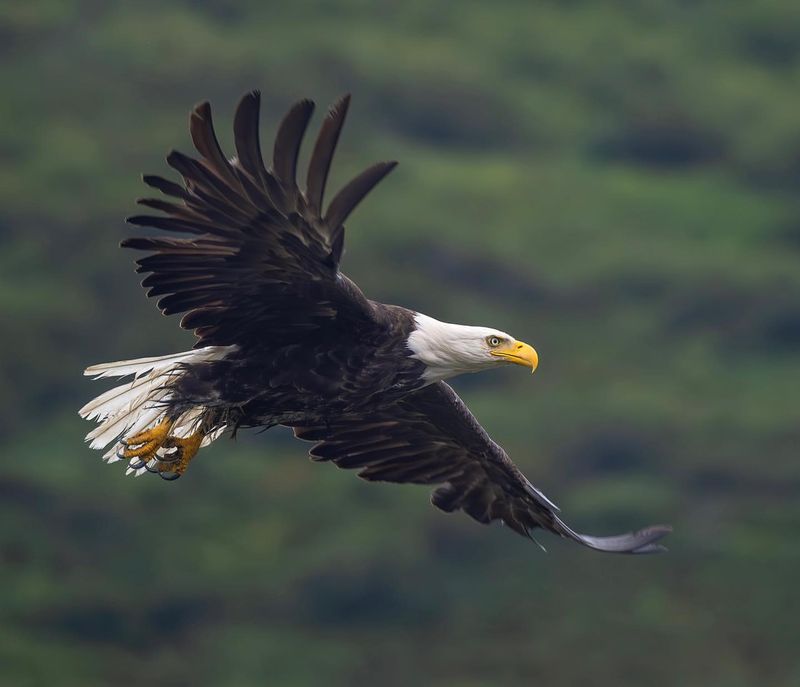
<box><xmin>172</xmin><ymin>300</ymin><xmax>425</xmax><ymax>429</ymax></box>
<box><xmin>80</xmin><ymin>92</ymin><xmax>670</xmax><ymax>554</ymax></box>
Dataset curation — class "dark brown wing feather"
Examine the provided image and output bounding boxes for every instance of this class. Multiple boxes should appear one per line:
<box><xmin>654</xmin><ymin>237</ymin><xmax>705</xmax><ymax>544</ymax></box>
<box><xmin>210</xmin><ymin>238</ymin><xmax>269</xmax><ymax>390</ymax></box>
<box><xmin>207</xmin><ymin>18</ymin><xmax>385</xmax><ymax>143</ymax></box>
<box><xmin>305</xmin><ymin>95</ymin><xmax>350</xmax><ymax>214</ymax></box>
<box><xmin>293</xmin><ymin>382</ymin><xmax>671</xmax><ymax>554</ymax></box>
<box><xmin>123</xmin><ymin>91</ymin><xmax>397</xmax><ymax>348</ymax></box>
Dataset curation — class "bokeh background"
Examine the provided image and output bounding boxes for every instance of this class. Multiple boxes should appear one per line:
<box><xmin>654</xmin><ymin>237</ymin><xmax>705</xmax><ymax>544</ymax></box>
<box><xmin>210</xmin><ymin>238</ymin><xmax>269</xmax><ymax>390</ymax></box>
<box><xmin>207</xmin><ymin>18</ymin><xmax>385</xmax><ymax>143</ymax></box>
<box><xmin>2</xmin><ymin>1</ymin><xmax>800</xmax><ymax>685</ymax></box>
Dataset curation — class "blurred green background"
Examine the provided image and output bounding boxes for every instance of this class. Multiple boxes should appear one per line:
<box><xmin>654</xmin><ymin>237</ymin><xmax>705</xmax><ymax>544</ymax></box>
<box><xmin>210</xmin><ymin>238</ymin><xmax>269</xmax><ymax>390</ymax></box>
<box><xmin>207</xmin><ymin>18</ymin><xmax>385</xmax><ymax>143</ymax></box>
<box><xmin>2</xmin><ymin>1</ymin><xmax>800</xmax><ymax>685</ymax></box>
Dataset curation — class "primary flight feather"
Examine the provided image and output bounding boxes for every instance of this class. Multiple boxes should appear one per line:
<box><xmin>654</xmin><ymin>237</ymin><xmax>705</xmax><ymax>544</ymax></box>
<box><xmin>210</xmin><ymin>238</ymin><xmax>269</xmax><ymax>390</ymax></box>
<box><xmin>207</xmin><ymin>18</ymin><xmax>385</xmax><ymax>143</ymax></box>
<box><xmin>80</xmin><ymin>91</ymin><xmax>670</xmax><ymax>554</ymax></box>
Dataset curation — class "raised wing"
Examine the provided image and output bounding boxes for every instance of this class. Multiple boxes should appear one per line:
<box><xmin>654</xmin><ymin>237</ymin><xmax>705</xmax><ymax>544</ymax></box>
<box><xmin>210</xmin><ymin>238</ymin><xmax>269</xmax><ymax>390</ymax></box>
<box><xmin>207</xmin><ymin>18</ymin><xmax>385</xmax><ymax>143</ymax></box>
<box><xmin>293</xmin><ymin>382</ymin><xmax>671</xmax><ymax>554</ymax></box>
<box><xmin>123</xmin><ymin>91</ymin><xmax>397</xmax><ymax>348</ymax></box>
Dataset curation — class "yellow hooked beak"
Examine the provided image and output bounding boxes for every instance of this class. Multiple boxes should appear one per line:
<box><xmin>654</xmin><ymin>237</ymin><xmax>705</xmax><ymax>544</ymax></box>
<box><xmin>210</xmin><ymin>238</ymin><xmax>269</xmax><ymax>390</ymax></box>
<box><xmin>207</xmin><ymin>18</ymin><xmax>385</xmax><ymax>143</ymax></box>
<box><xmin>490</xmin><ymin>340</ymin><xmax>539</xmax><ymax>373</ymax></box>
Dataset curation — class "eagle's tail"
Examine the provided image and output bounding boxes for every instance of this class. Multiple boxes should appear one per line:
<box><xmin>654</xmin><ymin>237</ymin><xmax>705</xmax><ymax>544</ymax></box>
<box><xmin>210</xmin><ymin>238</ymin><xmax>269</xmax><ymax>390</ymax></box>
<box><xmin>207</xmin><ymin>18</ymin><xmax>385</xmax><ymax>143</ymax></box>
<box><xmin>79</xmin><ymin>346</ymin><xmax>234</xmax><ymax>477</ymax></box>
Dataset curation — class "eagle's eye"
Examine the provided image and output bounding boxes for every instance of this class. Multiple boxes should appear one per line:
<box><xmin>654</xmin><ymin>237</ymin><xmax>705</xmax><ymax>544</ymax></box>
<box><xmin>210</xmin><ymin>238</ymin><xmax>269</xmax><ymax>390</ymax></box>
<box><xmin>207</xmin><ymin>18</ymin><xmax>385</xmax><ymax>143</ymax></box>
<box><xmin>487</xmin><ymin>336</ymin><xmax>502</xmax><ymax>348</ymax></box>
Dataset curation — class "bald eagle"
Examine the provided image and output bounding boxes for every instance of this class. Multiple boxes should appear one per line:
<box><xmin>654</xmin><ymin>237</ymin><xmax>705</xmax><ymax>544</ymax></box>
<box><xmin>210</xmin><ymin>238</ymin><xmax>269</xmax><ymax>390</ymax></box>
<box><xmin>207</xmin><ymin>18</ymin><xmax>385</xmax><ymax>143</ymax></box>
<box><xmin>80</xmin><ymin>92</ymin><xmax>670</xmax><ymax>554</ymax></box>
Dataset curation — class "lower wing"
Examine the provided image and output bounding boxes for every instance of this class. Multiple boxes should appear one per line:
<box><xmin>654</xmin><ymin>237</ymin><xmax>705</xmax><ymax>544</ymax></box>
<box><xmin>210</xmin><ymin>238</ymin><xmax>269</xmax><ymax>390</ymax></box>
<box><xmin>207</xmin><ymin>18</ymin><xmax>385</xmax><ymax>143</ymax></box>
<box><xmin>292</xmin><ymin>382</ymin><xmax>671</xmax><ymax>554</ymax></box>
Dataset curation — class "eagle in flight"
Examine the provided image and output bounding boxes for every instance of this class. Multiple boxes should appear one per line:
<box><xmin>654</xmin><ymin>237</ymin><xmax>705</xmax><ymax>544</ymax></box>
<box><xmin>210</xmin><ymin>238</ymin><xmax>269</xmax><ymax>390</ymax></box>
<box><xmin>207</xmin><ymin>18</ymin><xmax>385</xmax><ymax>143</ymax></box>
<box><xmin>80</xmin><ymin>91</ymin><xmax>670</xmax><ymax>554</ymax></box>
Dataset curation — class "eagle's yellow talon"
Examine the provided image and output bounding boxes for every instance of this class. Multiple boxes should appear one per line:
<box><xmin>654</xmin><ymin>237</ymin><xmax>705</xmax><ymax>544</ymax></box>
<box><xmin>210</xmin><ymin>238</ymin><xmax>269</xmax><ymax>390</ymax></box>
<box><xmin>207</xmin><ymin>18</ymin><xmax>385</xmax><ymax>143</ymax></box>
<box><xmin>118</xmin><ymin>416</ymin><xmax>205</xmax><ymax>478</ymax></box>
<box><xmin>118</xmin><ymin>418</ymin><xmax>203</xmax><ymax>477</ymax></box>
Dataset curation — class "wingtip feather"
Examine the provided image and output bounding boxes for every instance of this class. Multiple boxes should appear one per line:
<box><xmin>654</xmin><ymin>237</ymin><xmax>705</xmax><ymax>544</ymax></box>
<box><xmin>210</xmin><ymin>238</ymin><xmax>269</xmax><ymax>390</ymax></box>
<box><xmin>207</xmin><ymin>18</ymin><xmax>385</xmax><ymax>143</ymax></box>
<box><xmin>563</xmin><ymin>522</ymin><xmax>673</xmax><ymax>555</ymax></box>
<box><xmin>323</xmin><ymin>160</ymin><xmax>398</xmax><ymax>231</ymax></box>
<box><xmin>304</xmin><ymin>94</ymin><xmax>353</xmax><ymax>213</ymax></box>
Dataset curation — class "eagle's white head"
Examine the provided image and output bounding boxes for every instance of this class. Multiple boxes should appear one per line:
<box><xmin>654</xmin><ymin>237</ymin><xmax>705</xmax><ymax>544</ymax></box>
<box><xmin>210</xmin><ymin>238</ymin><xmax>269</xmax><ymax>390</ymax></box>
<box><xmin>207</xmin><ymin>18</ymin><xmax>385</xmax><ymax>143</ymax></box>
<box><xmin>407</xmin><ymin>313</ymin><xmax>538</xmax><ymax>383</ymax></box>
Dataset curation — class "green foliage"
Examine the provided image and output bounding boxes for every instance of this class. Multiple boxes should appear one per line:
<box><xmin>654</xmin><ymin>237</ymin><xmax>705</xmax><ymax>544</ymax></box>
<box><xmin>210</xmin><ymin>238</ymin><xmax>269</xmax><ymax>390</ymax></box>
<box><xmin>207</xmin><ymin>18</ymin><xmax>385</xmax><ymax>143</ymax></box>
<box><xmin>2</xmin><ymin>1</ymin><xmax>799</xmax><ymax>685</ymax></box>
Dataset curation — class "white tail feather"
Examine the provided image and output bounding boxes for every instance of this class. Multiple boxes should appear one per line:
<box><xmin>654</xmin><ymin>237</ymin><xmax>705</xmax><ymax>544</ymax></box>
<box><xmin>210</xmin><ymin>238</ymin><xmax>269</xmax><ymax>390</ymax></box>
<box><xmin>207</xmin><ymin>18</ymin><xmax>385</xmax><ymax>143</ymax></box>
<box><xmin>83</xmin><ymin>350</ymin><xmax>211</xmax><ymax>379</ymax></box>
<box><xmin>80</xmin><ymin>346</ymin><xmax>235</xmax><ymax>473</ymax></box>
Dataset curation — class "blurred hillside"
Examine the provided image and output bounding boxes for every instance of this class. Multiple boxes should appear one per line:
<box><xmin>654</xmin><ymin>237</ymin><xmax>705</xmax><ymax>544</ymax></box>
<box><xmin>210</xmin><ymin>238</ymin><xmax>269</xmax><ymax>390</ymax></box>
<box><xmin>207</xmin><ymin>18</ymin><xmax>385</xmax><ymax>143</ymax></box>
<box><xmin>1</xmin><ymin>1</ymin><xmax>799</xmax><ymax>686</ymax></box>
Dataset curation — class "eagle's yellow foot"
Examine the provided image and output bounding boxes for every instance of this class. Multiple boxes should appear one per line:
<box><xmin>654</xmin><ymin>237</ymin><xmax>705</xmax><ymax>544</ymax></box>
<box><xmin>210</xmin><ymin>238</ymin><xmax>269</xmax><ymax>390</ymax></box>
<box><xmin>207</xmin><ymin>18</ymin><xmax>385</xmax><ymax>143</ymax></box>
<box><xmin>118</xmin><ymin>417</ymin><xmax>205</xmax><ymax>480</ymax></box>
<box><xmin>155</xmin><ymin>432</ymin><xmax>204</xmax><ymax>481</ymax></box>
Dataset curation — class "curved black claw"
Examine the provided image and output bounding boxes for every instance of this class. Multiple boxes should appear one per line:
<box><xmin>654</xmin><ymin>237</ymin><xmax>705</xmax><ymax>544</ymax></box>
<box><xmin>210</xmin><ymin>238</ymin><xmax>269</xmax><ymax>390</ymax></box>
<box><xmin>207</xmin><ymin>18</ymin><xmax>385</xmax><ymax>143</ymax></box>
<box><xmin>128</xmin><ymin>457</ymin><xmax>148</xmax><ymax>471</ymax></box>
<box><xmin>158</xmin><ymin>469</ymin><xmax>181</xmax><ymax>481</ymax></box>
<box><xmin>144</xmin><ymin>460</ymin><xmax>162</xmax><ymax>474</ymax></box>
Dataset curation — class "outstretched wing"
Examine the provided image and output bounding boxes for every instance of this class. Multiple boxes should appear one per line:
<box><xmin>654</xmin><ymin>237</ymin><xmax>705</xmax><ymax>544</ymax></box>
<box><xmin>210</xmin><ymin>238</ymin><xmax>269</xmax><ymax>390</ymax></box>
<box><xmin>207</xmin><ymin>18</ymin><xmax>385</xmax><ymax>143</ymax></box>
<box><xmin>124</xmin><ymin>91</ymin><xmax>397</xmax><ymax>348</ymax></box>
<box><xmin>293</xmin><ymin>383</ymin><xmax>671</xmax><ymax>554</ymax></box>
